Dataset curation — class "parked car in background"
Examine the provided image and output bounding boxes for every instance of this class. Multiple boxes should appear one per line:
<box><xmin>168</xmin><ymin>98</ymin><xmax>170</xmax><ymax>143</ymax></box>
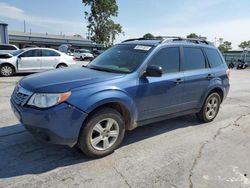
<box><xmin>0</xmin><ymin>44</ymin><xmax>19</xmax><ymax>54</ymax></box>
<box><xmin>10</xmin><ymin>37</ymin><xmax>230</xmax><ymax>157</ymax></box>
<box><xmin>74</xmin><ymin>49</ymin><xmax>94</xmax><ymax>60</ymax></box>
<box><xmin>92</xmin><ymin>49</ymin><xmax>104</xmax><ymax>58</ymax></box>
<box><xmin>0</xmin><ymin>48</ymin><xmax>76</xmax><ymax>76</ymax></box>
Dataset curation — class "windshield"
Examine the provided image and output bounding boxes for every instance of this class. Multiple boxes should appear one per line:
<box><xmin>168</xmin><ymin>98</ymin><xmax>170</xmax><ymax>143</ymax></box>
<box><xmin>10</xmin><ymin>49</ymin><xmax>25</xmax><ymax>56</ymax></box>
<box><xmin>87</xmin><ymin>44</ymin><xmax>153</xmax><ymax>73</ymax></box>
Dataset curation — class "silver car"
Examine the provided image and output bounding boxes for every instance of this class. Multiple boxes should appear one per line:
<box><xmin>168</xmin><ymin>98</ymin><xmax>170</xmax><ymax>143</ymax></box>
<box><xmin>0</xmin><ymin>48</ymin><xmax>77</xmax><ymax>76</ymax></box>
<box><xmin>0</xmin><ymin>44</ymin><xmax>19</xmax><ymax>54</ymax></box>
<box><xmin>74</xmin><ymin>49</ymin><xmax>94</xmax><ymax>60</ymax></box>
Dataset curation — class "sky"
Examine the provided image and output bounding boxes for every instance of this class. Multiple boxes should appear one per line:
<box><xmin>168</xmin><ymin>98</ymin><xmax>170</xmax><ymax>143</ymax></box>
<box><xmin>0</xmin><ymin>0</ymin><xmax>250</xmax><ymax>49</ymax></box>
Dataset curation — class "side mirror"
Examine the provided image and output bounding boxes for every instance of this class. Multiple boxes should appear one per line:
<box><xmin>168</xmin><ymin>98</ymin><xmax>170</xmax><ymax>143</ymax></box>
<box><xmin>142</xmin><ymin>65</ymin><xmax>163</xmax><ymax>77</ymax></box>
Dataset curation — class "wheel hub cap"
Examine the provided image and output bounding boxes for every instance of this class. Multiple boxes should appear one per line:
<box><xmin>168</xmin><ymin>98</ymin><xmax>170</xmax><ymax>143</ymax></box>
<box><xmin>1</xmin><ymin>66</ymin><xmax>12</xmax><ymax>76</ymax></box>
<box><xmin>206</xmin><ymin>96</ymin><xmax>219</xmax><ymax>119</ymax></box>
<box><xmin>90</xmin><ymin>118</ymin><xmax>119</xmax><ymax>151</ymax></box>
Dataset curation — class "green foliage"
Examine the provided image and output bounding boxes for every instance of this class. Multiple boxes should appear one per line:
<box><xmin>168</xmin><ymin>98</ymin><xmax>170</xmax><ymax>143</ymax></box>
<box><xmin>218</xmin><ymin>41</ymin><xmax>232</xmax><ymax>52</ymax></box>
<box><xmin>239</xmin><ymin>41</ymin><xmax>250</xmax><ymax>50</ymax></box>
<box><xmin>83</xmin><ymin>0</ymin><xmax>123</xmax><ymax>47</ymax></box>
<box><xmin>143</xmin><ymin>33</ymin><xmax>155</xmax><ymax>39</ymax></box>
<box><xmin>186</xmin><ymin>33</ymin><xmax>199</xmax><ymax>38</ymax></box>
<box><xmin>186</xmin><ymin>33</ymin><xmax>207</xmax><ymax>40</ymax></box>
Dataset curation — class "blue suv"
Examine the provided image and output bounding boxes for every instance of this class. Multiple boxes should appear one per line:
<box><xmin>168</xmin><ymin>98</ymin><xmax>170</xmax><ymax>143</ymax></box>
<box><xmin>10</xmin><ymin>37</ymin><xmax>230</xmax><ymax>157</ymax></box>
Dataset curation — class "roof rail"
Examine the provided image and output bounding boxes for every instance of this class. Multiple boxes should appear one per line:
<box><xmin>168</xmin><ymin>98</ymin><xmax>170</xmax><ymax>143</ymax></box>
<box><xmin>163</xmin><ymin>37</ymin><xmax>214</xmax><ymax>46</ymax></box>
<box><xmin>122</xmin><ymin>37</ymin><xmax>214</xmax><ymax>46</ymax></box>
<box><xmin>160</xmin><ymin>36</ymin><xmax>182</xmax><ymax>43</ymax></box>
<box><xmin>122</xmin><ymin>38</ymin><xmax>146</xmax><ymax>43</ymax></box>
<box><xmin>122</xmin><ymin>36</ymin><xmax>182</xmax><ymax>43</ymax></box>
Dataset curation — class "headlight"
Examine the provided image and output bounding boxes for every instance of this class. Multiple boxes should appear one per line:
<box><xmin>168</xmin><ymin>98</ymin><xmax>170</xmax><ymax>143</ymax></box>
<box><xmin>27</xmin><ymin>92</ymin><xmax>71</xmax><ymax>108</ymax></box>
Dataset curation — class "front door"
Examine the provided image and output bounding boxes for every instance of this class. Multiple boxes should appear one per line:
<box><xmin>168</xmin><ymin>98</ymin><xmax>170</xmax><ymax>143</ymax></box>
<box><xmin>136</xmin><ymin>47</ymin><xmax>184</xmax><ymax>121</ymax></box>
<box><xmin>18</xmin><ymin>49</ymin><xmax>42</xmax><ymax>72</ymax></box>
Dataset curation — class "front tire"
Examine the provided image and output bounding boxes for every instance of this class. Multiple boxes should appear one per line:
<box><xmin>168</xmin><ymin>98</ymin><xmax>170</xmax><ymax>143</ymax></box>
<box><xmin>78</xmin><ymin>108</ymin><xmax>125</xmax><ymax>158</ymax></box>
<box><xmin>196</xmin><ymin>92</ymin><xmax>221</xmax><ymax>122</ymax></box>
<box><xmin>0</xmin><ymin>64</ymin><xmax>15</xmax><ymax>77</ymax></box>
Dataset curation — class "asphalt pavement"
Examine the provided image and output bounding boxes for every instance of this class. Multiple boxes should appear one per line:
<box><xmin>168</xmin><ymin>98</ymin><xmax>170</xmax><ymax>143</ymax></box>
<box><xmin>0</xmin><ymin>69</ymin><xmax>250</xmax><ymax>188</ymax></box>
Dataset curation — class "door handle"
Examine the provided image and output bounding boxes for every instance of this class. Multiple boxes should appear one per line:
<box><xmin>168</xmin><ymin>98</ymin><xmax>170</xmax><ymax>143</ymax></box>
<box><xmin>175</xmin><ymin>78</ymin><xmax>184</xmax><ymax>84</ymax></box>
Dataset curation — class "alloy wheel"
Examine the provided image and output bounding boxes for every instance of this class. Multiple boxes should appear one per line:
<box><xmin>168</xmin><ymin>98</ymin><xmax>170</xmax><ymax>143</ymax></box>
<box><xmin>1</xmin><ymin>66</ymin><xmax>13</xmax><ymax>76</ymax></box>
<box><xmin>205</xmin><ymin>96</ymin><xmax>219</xmax><ymax>119</ymax></box>
<box><xmin>90</xmin><ymin>118</ymin><xmax>119</xmax><ymax>151</ymax></box>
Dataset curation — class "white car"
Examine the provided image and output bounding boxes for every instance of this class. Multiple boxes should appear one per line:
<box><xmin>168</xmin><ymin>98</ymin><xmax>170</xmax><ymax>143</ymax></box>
<box><xmin>74</xmin><ymin>49</ymin><xmax>94</xmax><ymax>60</ymax></box>
<box><xmin>0</xmin><ymin>44</ymin><xmax>19</xmax><ymax>54</ymax></box>
<box><xmin>0</xmin><ymin>48</ymin><xmax>77</xmax><ymax>77</ymax></box>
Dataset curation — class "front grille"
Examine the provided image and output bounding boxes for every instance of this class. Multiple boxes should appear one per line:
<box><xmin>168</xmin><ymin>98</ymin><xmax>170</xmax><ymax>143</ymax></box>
<box><xmin>11</xmin><ymin>85</ymin><xmax>32</xmax><ymax>106</ymax></box>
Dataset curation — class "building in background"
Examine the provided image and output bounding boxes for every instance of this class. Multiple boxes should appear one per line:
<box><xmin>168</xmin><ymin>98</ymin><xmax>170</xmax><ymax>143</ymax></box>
<box><xmin>223</xmin><ymin>50</ymin><xmax>250</xmax><ymax>64</ymax></box>
<box><xmin>8</xmin><ymin>31</ymin><xmax>104</xmax><ymax>51</ymax></box>
<box><xmin>0</xmin><ymin>21</ymin><xmax>9</xmax><ymax>44</ymax></box>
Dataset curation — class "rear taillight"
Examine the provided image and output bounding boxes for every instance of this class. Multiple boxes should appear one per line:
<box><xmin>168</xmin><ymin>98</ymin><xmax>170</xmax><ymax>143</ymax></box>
<box><xmin>226</xmin><ymin>69</ymin><xmax>230</xmax><ymax>79</ymax></box>
<box><xmin>73</xmin><ymin>57</ymin><xmax>77</xmax><ymax>61</ymax></box>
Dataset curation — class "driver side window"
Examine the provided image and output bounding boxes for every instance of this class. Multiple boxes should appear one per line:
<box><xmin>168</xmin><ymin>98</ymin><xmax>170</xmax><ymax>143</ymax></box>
<box><xmin>21</xmin><ymin>50</ymin><xmax>41</xmax><ymax>57</ymax></box>
<box><xmin>148</xmin><ymin>47</ymin><xmax>180</xmax><ymax>73</ymax></box>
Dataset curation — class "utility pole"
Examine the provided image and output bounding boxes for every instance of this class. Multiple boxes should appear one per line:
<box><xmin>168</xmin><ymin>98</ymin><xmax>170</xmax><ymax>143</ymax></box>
<box><xmin>24</xmin><ymin>20</ymin><xmax>26</xmax><ymax>33</ymax></box>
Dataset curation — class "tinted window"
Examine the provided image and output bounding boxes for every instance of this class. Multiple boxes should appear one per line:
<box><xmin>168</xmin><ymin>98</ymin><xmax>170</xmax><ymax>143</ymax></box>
<box><xmin>42</xmin><ymin>49</ymin><xmax>60</xmax><ymax>57</ymax></box>
<box><xmin>183</xmin><ymin>48</ymin><xmax>206</xmax><ymax>71</ymax></box>
<box><xmin>0</xmin><ymin>45</ymin><xmax>17</xmax><ymax>50</ymax></box>
<box><xmin>21</xmin><ymin>50</ymin><xmax>41</xmax><ymax>57</ymax></box>
<box><xmin>204</xmin><ymin>48</ymin><xmax>223</xmax><ymax>68</ymax></box>
<box><xmin>149</xmin><ymin>47</ymin><xmax>180</xmax><ymax>73</ymax></box>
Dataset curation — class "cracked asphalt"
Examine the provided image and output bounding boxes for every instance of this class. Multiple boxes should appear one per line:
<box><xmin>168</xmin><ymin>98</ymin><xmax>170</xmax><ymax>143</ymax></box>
<box><xmin>0</xmin><ymin>70</ymin><xmax>250</xmax><ymax>188</ymax></box>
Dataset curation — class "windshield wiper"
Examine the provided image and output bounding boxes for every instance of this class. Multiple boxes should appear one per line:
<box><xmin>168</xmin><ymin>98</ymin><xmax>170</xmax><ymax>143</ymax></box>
<box><xmin>87</xmin><ymin>66</ymin><xmax>112</xmax><ymax>72</ymax></box>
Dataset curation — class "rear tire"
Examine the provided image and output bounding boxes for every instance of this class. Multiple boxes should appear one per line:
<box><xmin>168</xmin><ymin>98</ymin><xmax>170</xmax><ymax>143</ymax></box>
<box><xmin>0</xmin><ymin>64</ymin><xmax>15</xmax><ymax>77</ymax></box>
<box><xmin>196</xmin><ymin>92</ymin><xmax>221</xmax><ymax>122</ymax></box>
<box><xmin>78</xmin><ymin>108</ymin><xmax>125</xmax><ymax>158</ymax></box>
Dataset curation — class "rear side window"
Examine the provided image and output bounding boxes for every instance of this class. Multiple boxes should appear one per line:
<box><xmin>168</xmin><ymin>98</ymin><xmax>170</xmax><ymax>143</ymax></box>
<box><xmin>204</xmin><ymin>48</ymin><xmax>223</xmax><ymax>68</ymax></box>
<box><xmin>183</xmin><ymin>48</ymin><xmax>206</xmax><ymax>71</ymax></box>
<box><xmin>148</xmin><ymin>47</ymin><xmax>180</xmax><ymax>73</ymax></box>
<box><xmin>42</xmin><ymin>49</ymin><xmax>60</xmax><ymax>57</ymax></box>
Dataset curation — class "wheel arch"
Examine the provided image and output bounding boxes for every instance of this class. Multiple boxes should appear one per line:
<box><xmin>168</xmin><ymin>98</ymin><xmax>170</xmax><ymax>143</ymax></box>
<box><xmin>85</xmin><ymin>101</ymin><xmax>133</xmax><ymax>131</ymax></box>
<box><xmin>56</xmin><ymin>63</ymin><xmax>68</xmax><ymax>68</ymax></box>
<box><xmin>0</xmin><ymin>63</ymin><xmax>16</xmax><ymax>75</ymax></box>
<box><xmin>0</xmin><ymin>62</ymin><xmax>16</xmax><ymax>71</ymax></box>
<box><xmin>200</xmin><ymin>86</ymin><xmax>224</xmax><ymax>108</ymax></box>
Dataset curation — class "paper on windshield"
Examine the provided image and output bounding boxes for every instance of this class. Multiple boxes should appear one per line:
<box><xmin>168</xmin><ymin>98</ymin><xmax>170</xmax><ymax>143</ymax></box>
<box><xmin>134</xmin><ymin>45</ymin><xmax>152</xmax><ymax>51</ymax></box>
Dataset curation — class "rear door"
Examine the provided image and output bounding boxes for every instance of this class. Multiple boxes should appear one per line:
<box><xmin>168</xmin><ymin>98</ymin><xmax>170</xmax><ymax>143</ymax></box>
<box><xmin>137</xmin><ymin>47</ymin><xmax>184</xmax><ymax>120</ymax></box>
<box><xmin>181</xmin><ymin>47</ymin><xmax>212</xmax><ymax>111</ymax></box>
<box><xmin>41</xmin><ymin>49</ymin><xmax>61</xmax><ymax>70</ymax></box>
<box><xmin>18</xmin><ymin>49</ymin><xmax>42</xmax><ymax>71</ymax></box>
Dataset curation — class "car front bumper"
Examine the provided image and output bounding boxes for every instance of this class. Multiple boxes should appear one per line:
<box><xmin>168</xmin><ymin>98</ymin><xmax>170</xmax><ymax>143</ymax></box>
<box><xmin>10</xmin><ymin>100</ymin><xmax>88</xmax><ymax>147</ymax></box>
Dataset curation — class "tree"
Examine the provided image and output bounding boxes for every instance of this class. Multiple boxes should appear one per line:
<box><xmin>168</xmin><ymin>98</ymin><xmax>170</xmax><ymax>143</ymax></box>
<box><xmin>218</xmin><ymin>41</ymin><xmax>232</xmax><ymax>53</ymax></box>
<box><xmin>187</xmin><ymin>33</ymin><xmax>199</xmax><ymax>38</ymax></box>
<box><xmin>239</xmin><ymin>41</ymin><xmax>250</xmax><ymax>50</ymax></box>
<box><xmin>186</xmin><ymin>33</ymin><xmax>207</xmax><ymax>40</ymax></box>
<box><xmin>143</xmin><ymin>33</ymin><xmax>154</xmax><ymax>39</ymax></box>
<box><xmin>83</xmin><ymin>0</ymin><xmax>123</xmax><ymax>47</ymax></box>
